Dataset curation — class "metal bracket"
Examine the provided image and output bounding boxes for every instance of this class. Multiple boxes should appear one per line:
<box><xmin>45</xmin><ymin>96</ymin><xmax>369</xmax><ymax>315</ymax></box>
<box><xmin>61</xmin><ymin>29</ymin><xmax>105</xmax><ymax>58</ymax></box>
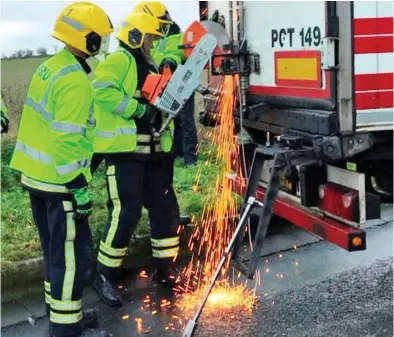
<box><xmin>210</xmin><ymin>40</ymin><xmax>260</xmax><ymax>76</ymax></box>
<box><xmin>231</xmin><ymin>138</ymin><xmax>319</xmax><ymax>279</ymax></box>
<box><xmin>321</xmin><ymin>37</ymin><xmax>337</xmax><ymax>70</ymax></box>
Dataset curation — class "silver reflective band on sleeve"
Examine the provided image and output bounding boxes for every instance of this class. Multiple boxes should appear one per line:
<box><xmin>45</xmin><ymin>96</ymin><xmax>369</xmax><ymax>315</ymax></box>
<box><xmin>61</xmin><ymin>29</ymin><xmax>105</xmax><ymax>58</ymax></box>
<box><xmin>15</xmin><ymin>141</ymin><xmax>52</xmax><ymax>164</ymax></box>
<box><xmin>50</xmin><ymin>121</ymin><xmax>86</xmax><ymax>135</ymax></box>
<box><xmin>56</xmin><ymin>159</ymin><xmax>91</xmax><ymax>175</ymax></box>
<box><xmin>93</xmin><ymin>81</ymin><xmax>115</xmax><ymax>89</ymax></box>
<box><xmin>61</xmin><ymin>16</ymin><xmax>84</xmax><ymax>31</ymax></box>
<box><xmin>114</xmin><ymin>95</ymin><xmax>130</xmax><ymax>115</ymax></box>
<box><xmin>25</xmin><ymin>97</ymin><xmax>53</xmax><ymax>121</ymax></box>
<box><xmin>95</xmin><ymin>127</ymin><xmax>137</xmax><ymax>138</ymax></box>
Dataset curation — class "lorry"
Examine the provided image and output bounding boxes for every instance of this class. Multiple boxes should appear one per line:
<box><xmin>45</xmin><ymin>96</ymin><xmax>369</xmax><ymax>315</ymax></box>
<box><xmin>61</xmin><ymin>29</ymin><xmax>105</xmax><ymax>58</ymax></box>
<box><xmin>197</xmin><ymin>1</ymin><xmax>393</xmax><ymax>253</ymax></box>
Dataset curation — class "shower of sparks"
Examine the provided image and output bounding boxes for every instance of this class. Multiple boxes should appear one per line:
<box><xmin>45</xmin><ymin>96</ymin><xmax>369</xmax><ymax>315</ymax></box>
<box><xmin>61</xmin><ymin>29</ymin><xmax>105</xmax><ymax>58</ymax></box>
<box><xmin>129</xmin><ymin>75</ymin><xmax>265</xmax><ymax>334</ymax></box>
<box><xmin>167</xmin><ymin>74</ymin><xmax>259</xmax><ymax>330</ymax></box>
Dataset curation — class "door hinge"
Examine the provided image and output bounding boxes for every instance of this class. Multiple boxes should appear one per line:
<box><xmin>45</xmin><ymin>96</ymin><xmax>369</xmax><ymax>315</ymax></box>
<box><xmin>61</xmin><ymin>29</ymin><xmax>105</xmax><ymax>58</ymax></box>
<box><xmin>321</xmin><ymin>37</ymin><xmax>337</xmax><ymax>70</ymax></box>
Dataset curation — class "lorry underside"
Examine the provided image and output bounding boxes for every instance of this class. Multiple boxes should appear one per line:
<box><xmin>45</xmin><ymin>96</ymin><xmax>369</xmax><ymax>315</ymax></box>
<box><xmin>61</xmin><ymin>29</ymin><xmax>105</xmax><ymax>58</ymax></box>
<box><xmin>197</xmin><ymin>1</ymin><xmax>393</xmax><ymax>252</ymax></box>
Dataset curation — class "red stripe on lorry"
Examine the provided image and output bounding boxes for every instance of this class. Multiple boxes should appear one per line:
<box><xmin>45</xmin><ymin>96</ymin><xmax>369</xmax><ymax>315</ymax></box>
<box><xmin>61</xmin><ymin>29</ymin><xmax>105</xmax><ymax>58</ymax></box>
<box><xmin>354</xmin><ymin>35</ymin><xmax>394</xmax><ymax>54</ymax></box>
<box><xmin>355</xmin><ymin>90</ymin><xmax>394</xmax><ymax>110</ymax></box>
<box><xmin>353</xmin><ymin>17</ymin><xmax>394</xmax><ymax>36</ymax></box>
<box><xmin>355</xmin><ymin>73</ymin><xmax>394</xmax><ymax>91</ymax></box>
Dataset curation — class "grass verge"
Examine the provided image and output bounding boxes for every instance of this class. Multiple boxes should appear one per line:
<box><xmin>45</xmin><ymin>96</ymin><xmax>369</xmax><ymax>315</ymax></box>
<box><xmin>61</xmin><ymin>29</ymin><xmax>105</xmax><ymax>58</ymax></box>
<box><xmin>0</xmin><ymin>136</ymin><xmax>219</xmax><ymax>273</ymax></box>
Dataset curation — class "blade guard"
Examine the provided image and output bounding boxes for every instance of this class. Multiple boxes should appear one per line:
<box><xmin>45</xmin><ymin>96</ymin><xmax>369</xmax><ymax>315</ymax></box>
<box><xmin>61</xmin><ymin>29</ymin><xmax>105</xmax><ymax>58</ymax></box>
<box><xmin>182</xmin><ymin>21</ymin><xmax>223</xmax><ymax>70</ymax></box>
<box><xmin>141</xmin><ymin>66</ymin><xmax>172</xmax><ymax>105</ymax></box>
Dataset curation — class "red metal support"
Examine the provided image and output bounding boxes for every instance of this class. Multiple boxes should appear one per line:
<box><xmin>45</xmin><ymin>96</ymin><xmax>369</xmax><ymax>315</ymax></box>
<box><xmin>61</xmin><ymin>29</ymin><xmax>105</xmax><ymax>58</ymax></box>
<box><xmin>228</xmin><ymin>175</ymin><xmax>366</xmax><ymax>252</ymax></box>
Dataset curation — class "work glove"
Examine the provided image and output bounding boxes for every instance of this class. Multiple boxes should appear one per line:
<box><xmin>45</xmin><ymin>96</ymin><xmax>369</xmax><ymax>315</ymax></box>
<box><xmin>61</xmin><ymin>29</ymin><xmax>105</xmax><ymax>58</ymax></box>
<box><xmin>1</xmin><ymin>111</ymin><xmax>9</xmax><ymax>134</ymax></box>
<box><xmin>159</xmin><ymin>58</ymin><xmax>177</xmax><ymax>74</ymax></box>
<box><xmin>70</xmin><ymin>186</ymin><xmax>93</xmax><ymax>221</ymax></box>
<box><xmin>135</xmin><ymin>103</ymin><xmax>156</xmax><ymax>123</ymax></box>
<box><xmin>210</xmin><ymin>10</ymin><xmax>226</xmax><ymax>29</ymax></box>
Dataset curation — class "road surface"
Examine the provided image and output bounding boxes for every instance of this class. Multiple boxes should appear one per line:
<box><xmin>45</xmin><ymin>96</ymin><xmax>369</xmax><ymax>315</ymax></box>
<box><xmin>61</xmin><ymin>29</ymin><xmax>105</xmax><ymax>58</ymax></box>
<box><xmin>2</xmin><ymin>205</ymin><xmax>393</xmax><ymax>337</ymax></box>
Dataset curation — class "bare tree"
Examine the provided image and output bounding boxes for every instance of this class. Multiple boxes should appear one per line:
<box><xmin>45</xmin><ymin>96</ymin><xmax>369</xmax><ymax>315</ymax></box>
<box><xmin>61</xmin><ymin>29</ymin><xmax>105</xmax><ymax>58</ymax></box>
<box><xmin>36</xmin><ymin>46</ymin><xmax>48</xmax><ymax>56</ymax></box>
<box><xmin>22</xmin><ymin>49</ymin><xmax>34</xmax><ymax>58</ymax></box>
<box><xmin>14</xmin><ymin>50</ymin><xmax>24</xmax><ymax>59</ymax></box>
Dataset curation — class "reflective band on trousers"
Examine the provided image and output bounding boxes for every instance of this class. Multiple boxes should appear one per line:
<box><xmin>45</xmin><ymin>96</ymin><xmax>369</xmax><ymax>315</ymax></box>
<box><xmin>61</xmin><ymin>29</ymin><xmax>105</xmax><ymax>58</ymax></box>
<box><xmin>99</xmin><ymin>240</ymin><xmax>127</xmax><ymax>257</ymax></box>
<box><xmin>56</xmin><ymin>159</ymin><xmax>91</xmax><ymax>175</ymax></box>
<box><xmin>15</xmin><ymin>141</ymin><xmax>52</xmax><ymax>164</ymax></box>
<box><xmin>50</xmin><ymin>310</ymin><xmax>82</xmax><ymax>324</ymax></box>
<box><xmin>62</xmin><ymin>201</ymin><xmax>76</xmax><ymax>302</ymax></box>
<box><xmin>98</xmin><ymin>251</ymin><xmax>124</xmax><ymax>267</ymax></box>
<box><xmin>51</xmin><ymin>298</ymin><xmax>82</xmax><ymax>311</ymax></box>
<box><xmin>95</xmin><ymin>127</ymin><xmax>137</xmax><ymax>138</ymax></box>
<box><xmin>151</xmin><ymin>237</ymin><xmax>179</xmax><ymax>248</ymax></box>
<box><xmin>114</xmin><ymin>95</ymin><xmax>130</xmax><ymax>115</ymax></box>
<box><xmin>152</xmin><ymin>247</ymin><xmax>179</xmax><ymax>258</ymax></box>
<box><xmin>44</xmin><ymin>280</ymin><xmax>51</xmax><ymax>292</ymax></box>
<box><xmin>25</xmin><ymin>64</ymin><xmax>83</xmax><ymax>122</ymax></box>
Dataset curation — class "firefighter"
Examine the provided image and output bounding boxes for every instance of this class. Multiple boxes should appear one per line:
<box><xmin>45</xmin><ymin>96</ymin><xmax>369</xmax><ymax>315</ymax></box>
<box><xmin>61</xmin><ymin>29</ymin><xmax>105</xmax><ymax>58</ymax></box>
<box><xmin>92</xmin><ymin>11</ymin><xmax>186</xmax><ymax>308</ymax></box>
<box><xmin>1</xmin><ymin>94</ymin><xmax>9</xmax><ymax>134</ymax></box>
<box><xmin>9</xmin><ymin>2</ymin><xmax>113</xmax><ymax>337</ymax></box>
<box><xmin>133</xmin><ymin>1</ymin><xmax>198</xmax><ymax>167</ymax></box>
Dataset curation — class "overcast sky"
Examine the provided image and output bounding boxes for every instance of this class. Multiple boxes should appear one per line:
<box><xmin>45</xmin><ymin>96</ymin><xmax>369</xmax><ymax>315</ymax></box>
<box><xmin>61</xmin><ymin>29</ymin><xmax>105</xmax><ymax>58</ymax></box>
<box><xmin>0</xmin><ymin>0</ymin><xmax>199</xmax><ymax>56</ymax></box>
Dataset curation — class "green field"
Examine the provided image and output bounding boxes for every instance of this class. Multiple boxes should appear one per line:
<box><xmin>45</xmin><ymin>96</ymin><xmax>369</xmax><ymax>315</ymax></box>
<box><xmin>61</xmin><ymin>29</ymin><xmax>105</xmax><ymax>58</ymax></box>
<box><xmin>0</xmin><ymin>56</ymin><xmax>214</xmax><ymax>272</ymax></box>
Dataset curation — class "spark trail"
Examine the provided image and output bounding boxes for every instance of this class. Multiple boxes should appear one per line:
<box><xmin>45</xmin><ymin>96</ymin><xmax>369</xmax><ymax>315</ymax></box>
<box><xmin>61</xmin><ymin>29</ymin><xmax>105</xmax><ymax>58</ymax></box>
<box><xmin>174</xmin><ymin>75</ymin><xmax>258</xmax><ymax>327</ymax></box>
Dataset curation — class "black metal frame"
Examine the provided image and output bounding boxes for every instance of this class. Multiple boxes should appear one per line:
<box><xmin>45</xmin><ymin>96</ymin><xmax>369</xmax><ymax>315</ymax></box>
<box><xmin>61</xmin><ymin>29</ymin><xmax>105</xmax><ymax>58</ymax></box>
<box><xmin>231</xmin><ymin>139</ymin><xmax>320</xmax><ymax>279</ymax></box>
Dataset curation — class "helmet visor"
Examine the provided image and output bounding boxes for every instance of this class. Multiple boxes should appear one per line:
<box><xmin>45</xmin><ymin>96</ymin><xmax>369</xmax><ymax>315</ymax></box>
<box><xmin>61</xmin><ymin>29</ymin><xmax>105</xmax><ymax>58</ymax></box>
<box><xmin>95</xmin><ymin>34</ymin><xmax>111</xmax><ymax>60</ymax></box>
<box><xmin>129</xmin><ymin>29</ymin><xmax>162</xmax><ymax>49</ymax></box>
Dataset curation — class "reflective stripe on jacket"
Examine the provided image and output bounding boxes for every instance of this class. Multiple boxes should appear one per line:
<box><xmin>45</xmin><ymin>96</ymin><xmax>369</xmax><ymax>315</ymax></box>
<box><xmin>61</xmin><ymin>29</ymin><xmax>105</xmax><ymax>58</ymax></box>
<box><xmin>93</xmin><ymin>46</ymin><xmax>174</xmax><ymax>155</ymax></box>
<box><xmin>10</xmin><ymin>48</ymin><xmax>94</xmax><ymax>188</ymax></box>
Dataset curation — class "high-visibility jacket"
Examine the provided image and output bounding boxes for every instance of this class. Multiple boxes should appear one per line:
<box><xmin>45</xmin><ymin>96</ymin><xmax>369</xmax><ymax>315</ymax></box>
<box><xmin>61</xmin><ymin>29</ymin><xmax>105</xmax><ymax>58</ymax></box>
<box><xmin>10</xmin><ymin>48</ymin><xmax>94</xmax><ymax>193</ymax></box>
<box><xmin>93</xmin><ymin>46</ymin><xmax>174</xmax><ymax>155</ymax></box>
<box><xmin>151</xmin><ymin>33</ymin><xmax>186</xmax><ymax>68</ymax></box>
<box><xmin>1</xmin><ymin>96</ymin><xmax>8</xmax><ymax>116</ymax></box>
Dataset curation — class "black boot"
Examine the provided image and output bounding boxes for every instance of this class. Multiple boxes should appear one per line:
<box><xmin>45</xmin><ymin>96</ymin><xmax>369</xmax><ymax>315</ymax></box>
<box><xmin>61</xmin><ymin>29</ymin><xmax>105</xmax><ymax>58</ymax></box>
<box><xmin>93</xmin><ymin>274</ymin><xmax>122</xmax><ymax>308</ymax></box>
<box><xmin>152</xmin><ymin>267</ymin><xmax>196</xmax><ymax>293</ymax></box>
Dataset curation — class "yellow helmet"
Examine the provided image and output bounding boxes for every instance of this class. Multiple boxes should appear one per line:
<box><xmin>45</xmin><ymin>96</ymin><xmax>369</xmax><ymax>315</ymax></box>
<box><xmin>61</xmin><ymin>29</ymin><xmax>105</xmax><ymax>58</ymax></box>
<box><xmin>132</xmin><ymin>2</ymin><xmax>172</xmax><ymax>36</ymax></box>
<box><xmin>52</xmin><ymin>1</ymin><xmax>114</xmax><ymax>56</ymax></box>
<box><xmin>116</xmin><ymin>12</ymin><xmax>164</xmax><ymax>49</ymax></box>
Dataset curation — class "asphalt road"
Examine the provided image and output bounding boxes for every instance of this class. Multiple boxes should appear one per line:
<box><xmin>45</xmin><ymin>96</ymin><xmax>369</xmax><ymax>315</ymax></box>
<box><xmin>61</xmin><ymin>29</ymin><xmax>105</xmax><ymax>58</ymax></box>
<box><xmin>2</xmin><ymin>212</ymin><xmax>393</xmax><ymax>337</ymax></box>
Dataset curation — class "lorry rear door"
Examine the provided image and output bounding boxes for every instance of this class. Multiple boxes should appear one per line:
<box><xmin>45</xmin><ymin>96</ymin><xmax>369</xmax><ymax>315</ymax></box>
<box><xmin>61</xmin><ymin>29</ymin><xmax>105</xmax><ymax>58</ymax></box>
<box><xmin>353</xmin><ymin>1</ymin><xmax>394</xmax><ymax>131</ymax></box>
<box><xmin>244</xmin><ymin>1</ymin><xmax>337</xmax><ymax>111</ymax></box>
